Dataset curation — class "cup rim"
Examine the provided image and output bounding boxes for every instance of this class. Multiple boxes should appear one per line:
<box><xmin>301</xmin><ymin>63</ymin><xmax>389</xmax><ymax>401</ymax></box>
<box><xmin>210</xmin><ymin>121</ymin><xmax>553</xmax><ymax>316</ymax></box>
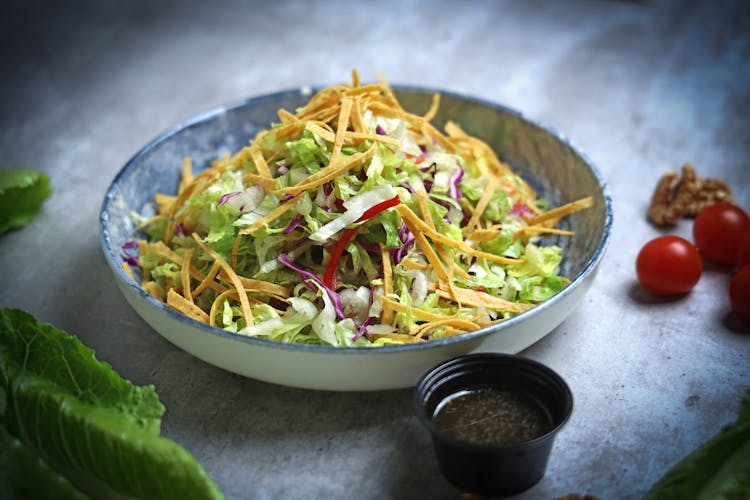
<box><xmin>413</xmin><ymin>353</ymin><xmax>574</xmax><ymax>451</ymax></box>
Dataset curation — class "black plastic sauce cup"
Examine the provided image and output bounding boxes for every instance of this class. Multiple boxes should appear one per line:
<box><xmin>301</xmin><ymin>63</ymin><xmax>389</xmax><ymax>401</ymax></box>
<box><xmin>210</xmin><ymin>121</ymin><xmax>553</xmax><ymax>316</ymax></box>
<box><xmin>413</xmin><ymin>354</ymin><xmax>573</xmax><ymax>496</ymax></box>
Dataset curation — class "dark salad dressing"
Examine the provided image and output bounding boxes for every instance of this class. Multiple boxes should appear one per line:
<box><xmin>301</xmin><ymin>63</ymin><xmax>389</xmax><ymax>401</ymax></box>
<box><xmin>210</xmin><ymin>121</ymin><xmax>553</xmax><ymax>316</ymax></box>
<box><xmin>432</xmin><ymin>387</ymin><xmax>552</xmax><ymax>445</ymax></box>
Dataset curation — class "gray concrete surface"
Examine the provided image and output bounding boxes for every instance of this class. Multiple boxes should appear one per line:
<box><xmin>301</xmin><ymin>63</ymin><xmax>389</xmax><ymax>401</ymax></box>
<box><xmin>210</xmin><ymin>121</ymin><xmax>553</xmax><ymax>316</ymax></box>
<box><xmin>1</xmin><ymin>0</ymin><xmax>749</xmax><ymax>498</ymax></box>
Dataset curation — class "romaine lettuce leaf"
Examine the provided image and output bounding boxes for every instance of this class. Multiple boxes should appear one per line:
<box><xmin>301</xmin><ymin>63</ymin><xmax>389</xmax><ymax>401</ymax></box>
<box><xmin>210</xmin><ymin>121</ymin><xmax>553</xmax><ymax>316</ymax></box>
<box><xmin>0</xmin><ymin>308</ymin><xmax>224</xmax><ymax>499</ymax></box>
<box><xmin>644</xmin><ymin>388</ymin><xmax>750</xmax><ymax>499</ymax></box>
<box><xmin>0</xmin><ymin>168</ymin><xmax>52</xmax><ymax>235</ymax></box>
<box><xmin>0</xmin><ymin>423</ymin><xmax>88</xmax><ymax>500</ymax></box>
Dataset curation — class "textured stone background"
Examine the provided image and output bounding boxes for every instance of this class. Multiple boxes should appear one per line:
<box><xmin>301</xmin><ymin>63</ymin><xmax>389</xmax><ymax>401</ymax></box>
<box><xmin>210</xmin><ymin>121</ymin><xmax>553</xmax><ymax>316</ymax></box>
<box><xmin>1</xmin><ymin>1</ymin><xmax>748</xmax><ymax>498</ymax></box>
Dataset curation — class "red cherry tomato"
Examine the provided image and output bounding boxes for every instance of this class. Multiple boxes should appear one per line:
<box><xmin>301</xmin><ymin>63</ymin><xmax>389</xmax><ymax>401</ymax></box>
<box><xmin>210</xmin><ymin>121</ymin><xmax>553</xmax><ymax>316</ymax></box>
<box><xmin>737</xmin><ymin>230</ymin><xmax>750</xmax><ymax>268</ymax></box>
<box><xmin>729</xmin><ymin>265</ymin><xmax>750</xmax><ymax>324</ymax></box>
<box><xmin>692</xmin><ymin>203</ymin><xmax>750</xmax><ymax>264</ymax></box>
<box><xmin>636</xmin><ymin>235</ymin><xmax>703</xmax><ymax>295</ymax></box>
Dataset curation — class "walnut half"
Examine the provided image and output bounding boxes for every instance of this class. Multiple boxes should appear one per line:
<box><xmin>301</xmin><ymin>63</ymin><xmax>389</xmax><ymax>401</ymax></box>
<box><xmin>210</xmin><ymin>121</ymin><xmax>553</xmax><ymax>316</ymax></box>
<box><xmin>648</xmin><ymin>164</ymin><xmax>736</xmax><ymax>226</ymax></box>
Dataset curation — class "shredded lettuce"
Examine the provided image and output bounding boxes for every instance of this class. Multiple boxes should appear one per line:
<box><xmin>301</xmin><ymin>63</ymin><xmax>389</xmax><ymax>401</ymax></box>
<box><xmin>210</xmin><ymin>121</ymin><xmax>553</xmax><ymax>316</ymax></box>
<box><xmin>131</xmin><ymin>81</ymin><xmax>586</xmax><ymax>347</ymax></box>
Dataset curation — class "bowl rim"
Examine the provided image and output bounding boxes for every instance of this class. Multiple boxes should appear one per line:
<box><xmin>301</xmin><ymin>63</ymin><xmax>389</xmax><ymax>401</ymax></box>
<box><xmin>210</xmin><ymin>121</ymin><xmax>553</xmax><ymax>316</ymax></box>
<box><xmin>99</xmin><ymin>85</ymin><xmax>613</xmax><ymax>355</ymax></box>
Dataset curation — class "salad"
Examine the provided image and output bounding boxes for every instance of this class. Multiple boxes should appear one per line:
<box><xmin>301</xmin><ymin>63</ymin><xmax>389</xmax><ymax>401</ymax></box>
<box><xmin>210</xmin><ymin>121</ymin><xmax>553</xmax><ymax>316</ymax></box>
<box><xmin>125</xmin><ymin>72</ymin><xmax>593</xmax><ymax>347</ymax></box>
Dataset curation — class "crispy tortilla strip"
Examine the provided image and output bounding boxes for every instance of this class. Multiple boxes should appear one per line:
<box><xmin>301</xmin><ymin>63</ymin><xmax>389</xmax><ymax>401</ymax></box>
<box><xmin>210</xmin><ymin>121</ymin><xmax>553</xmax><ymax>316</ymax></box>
<box><xmin>165</xmin><ymin>169</ymin><xmax>223</xmax><ymax>244</ymax></box>
<box><xmin>171</xmin><ymin>169</ymin><xmax>220</xmax><ymax>217</ymax></box>
<box><xmin>192</xmin><ymin>233</ymin><xmax>254</xmax><ymax>326</ymax></box>
<box><xmin>217</xmin><ymin>271</ymin><xmax>290</xmax><ymax>298</ymax></box>
<box><xmin>135</xmin><ymin>214</ymin><xmax>163</xmax><ymax>230</ymax></box>
<box><xmin>466</xmin><ymin>227</ymin><xmax>504</xmax><ymax>242</ymax></box>
<box><xmin>366</xmin><ymin>332</ymin><xmax>424</xmax><ymax>344</ymax></box>
<box><xmin>451</xmin><ymin>261</ymin><xmax>472</xmax><ymax>281</ymax></box>
<box><xmin>380</xmin><ymin>244</ymin><xmax>394</xmax><ymax>325</ymax></box>
<box><xmin>239</xmin><ymin>193</ymin><xmax>303</xmax><ymax>235</ymax></box>
<box><xmin>145</xmin><ymin>241</ymin><xmax>225</xmax><ymax>292</ymax></box>
<box><xmin>399</xmin><ymin>211</ymin><xmax>455</xmax><ymax>301</ymax></box>
<box><xmin>143</xmin><ymin>281</ymin><xmax>163</xmax><ymax>301</ymax></box>
<box><xmin>306</xmin><ymin>120</ymin><xmax>399</xmax><ymax>147</ymax></box>
<box><xmin>167</xmin><ymin>288</ymin><xmax>209</xmax><ymax>323</ymax></box>
<box><xmin>445</xmin><ymin>120</ymin><xmax>468</xmax><ymax>139</ymax></box>
<box><xmin>278</xmin><ymin>108</ymin><xmax>299</xmax><ymax>124</ymax></box>
<box><xmin>519</xmin><ymin>226</ymin><xmax>575</xmax><ymax>236</ymax></box>
<box><xmin>417</xmin><ymin>121</ymin><xmax>456</xmax><ymax>153</ymax></box>
<box><xmin>416</xmin><ymin>189</ymin><xmax>436</xmax><ymax>232</ymax></box>
<box><xmin>350</xmin><ymin>96</ymin><xmax>366</xmax><ymax>133</ymax></box>
<box><xmin>332</xmin><ymin>97</ymin><xmax>353</xmax><ymax>162</ymax></box>
<box><xmin>423</xmin><ymin>93</ymin><xmax>441</xmax><ymax>122</ymax></box>
<box><xmin>178</xmin><ymin>157</ymin><xmax>193</xmax><ymax>194</ymax></box>
<box><xmin>231</xmin><ymin>231</ymin><xmax>243</xmax><ymax>269</ymax></box>
<box><xmin>400</xmin><ymin>258</ymin><xmax>428</xmax><ymax>271</ymax></box>
<box><xmin>433</xmin><ymin>285</ymin><xmax>534</xmax><ymax>314</ymax></box>
<box><xmin>138</xmin><ymin>240</ymin><xmax>151</xmax><ymax>284</ymax></box>
<box><xmin>410</xmin><ymin>317</ymin><xmax>478</xmax><ymax>338</ymax></box>
<box><xmin>469</xmin><ymin>224</ymin><xmax>574</xmax><ymax>241</ymax></box>
<box><xmin>181</xmin><ymin>248</ymin><xmax>194</xmax><ymax>300</ymax></box>
<box><xmin>209</xmin><ymin>289</ymin><xmax>236</xmax><ymax>327</ymax></box>
<box><xmin>345</xmin><ymin>83</ymin><xmax>387</xmax><ymax>97</ymax></box>
<box><xmin>374</xmin><ymin>71</ymin><xmax>401</xmax><ymax>109</ymax></box>
<box><xmin>443</xmin><ymin>326</ymin><xmax>471</xmax><ymax>337</ymax></box>
<box><xmin>242</xmin><ymin>172</ymin><xmax>278</xmax><ymax>191</ymax></box>
<box><xmin>527</xmin><ymin>196</ymin><xmax>595</xmax><ymax>226</ymax></box>
<box><xmin>274</xmin><ymin>144</ymin><xmax>376</xmax><ymax>196</ymax></box>
<box><xmin>296</xmin><ymin>89</ymin><xmax>343</xmax><ymax>121</ymax></box>
<box><xmin>305</xmin><ymin>121</ymin><xmax>337</xmax><ymax>142</ymax></box>
<box><xmin>365</xmin><ymin>100</ymin><xmax>455</xmax><ymax>153</ymax></box>
<box><xmin>468</xmin><ymin>247</ymin><xmax>524</xmax><ymax>267</ymax></box>
<box><xmin>380</xmin><ymin>296</ymin><xmax>453</xmax><ymax>322</ymax></box>
<box><xmin>344</xmin><ymin>131</ymin><xmax>400</xmax><ymax>146</ymax></box>
<box><xmin>396</xmin><ymin>205</ymin><xmax>523</xmax><ymax>266</ymax></box>
<box><xmin>208</xmin><ymin>288</ymin><xmax>255</xmax><ymax>328</ymax></box>
<box><xmin>446</xmin><ymin>121</ymin><xmax>511</xmax><ymax>176</ymax></box>
<box><xmin>415</xmin><ymin>189</ymin><xmax>469</xmax><ymax>281</ymax></box>
<box><xmin>267</xmin><ymin>121</ymin><xmax>307</xmax><ymax>141</ymax></box>
<box><xmin>121</xmin><ymin>262</ymin><xmax>134</xmax><ymax>281</ymax></box>
<box><xmin>192</xmin><ymin>261</ymin><xmax>222</xmax><ymax>299</ymax></box>
<box><xmin>464</xmin><ymin>174</ymin><xmax>499</xmax><ymax>235</ymax></box>
<box><xmin>249</xmin><ymin>145</ymin><xmax>271</xmax><ymax>178</ymax></box>
<box><xmin>155</xmin><ymin>193</ymin><xmax>177</xmax><ymax>215</ymax></box>
<box><xmin>211</xmin><ymin>152</ymin><xmax>232</xmax><ymax>170</ymax></box>
<box><xmin>207</xmin><ymin>289</ymin><xmax>265</xmax><ymax>328</ymax></box>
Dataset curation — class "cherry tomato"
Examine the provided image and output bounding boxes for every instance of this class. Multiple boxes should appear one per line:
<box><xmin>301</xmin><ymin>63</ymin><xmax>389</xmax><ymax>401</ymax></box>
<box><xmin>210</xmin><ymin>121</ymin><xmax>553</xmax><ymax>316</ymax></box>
<box><xmin>737</xmin><ymin>230</ymin><xmax>750</xmax><ymax>268</ymax></box>
<box><xmin>729</xmin><ymin>265</ymin><xmax>750</xmax><ymax>324</ymax></box>
<box><xmin>636</xmin><ymin>235</ymin><xmax>703</xmax><ymax>295</ymax></box>
<box><xmin>692</xmin><ymin>203</ymin><xmax>750</xmax><ymax>264</ymax></box>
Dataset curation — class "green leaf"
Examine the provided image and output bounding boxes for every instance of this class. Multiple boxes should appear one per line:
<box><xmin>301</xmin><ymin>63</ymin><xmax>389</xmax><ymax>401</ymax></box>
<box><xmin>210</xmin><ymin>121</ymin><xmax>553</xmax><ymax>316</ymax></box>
<box><xmin>0</xmin><ymin>423</ymin><xmax>89</xmax><ymax>500</ymax></box>
<box><xmin>644</xmin><ymin>388</ymin><xmax>750</xmax><ymax>500</ymax></box>
<box><xmin>0</xmin><ymin>308</ymin><xmax>224</xmax><ymax>500</ymax></box>
<box><xmin>0</xmin><ymin>168</ymin><xmax>52</xmax><ymax>235</ymax></box>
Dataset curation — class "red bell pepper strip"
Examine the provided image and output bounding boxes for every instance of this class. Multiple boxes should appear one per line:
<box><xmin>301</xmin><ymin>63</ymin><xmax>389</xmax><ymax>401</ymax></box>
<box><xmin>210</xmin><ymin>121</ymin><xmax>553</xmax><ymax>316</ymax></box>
<box><xmin>323</xmin><ymin>195</ymin><xmax>401</xmax><ymax>288</ymax></box>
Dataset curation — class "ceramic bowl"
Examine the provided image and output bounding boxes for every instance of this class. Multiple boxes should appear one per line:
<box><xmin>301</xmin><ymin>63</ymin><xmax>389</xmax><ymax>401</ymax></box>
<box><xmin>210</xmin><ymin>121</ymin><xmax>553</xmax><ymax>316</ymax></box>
<box><xmin>100</xmin><ymin>86</ymin><xmax>612</xmax><ymax>391</ymax></box>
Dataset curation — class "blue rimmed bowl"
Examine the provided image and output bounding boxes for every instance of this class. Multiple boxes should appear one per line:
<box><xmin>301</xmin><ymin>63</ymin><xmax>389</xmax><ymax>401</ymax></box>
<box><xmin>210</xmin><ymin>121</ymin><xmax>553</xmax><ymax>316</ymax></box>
<box><xmin>100</xmin><ymin>86</ymin><xmax>612</xmax><ymax>391</ymax></box>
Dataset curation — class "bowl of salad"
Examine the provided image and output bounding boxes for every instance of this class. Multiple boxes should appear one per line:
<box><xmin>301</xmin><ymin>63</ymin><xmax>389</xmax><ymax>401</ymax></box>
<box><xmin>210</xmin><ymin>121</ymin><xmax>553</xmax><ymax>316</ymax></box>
<box><xmin>100</xmin><ymin>74</ymin><xmax>612</xmax><ymax>390</ymax></box>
